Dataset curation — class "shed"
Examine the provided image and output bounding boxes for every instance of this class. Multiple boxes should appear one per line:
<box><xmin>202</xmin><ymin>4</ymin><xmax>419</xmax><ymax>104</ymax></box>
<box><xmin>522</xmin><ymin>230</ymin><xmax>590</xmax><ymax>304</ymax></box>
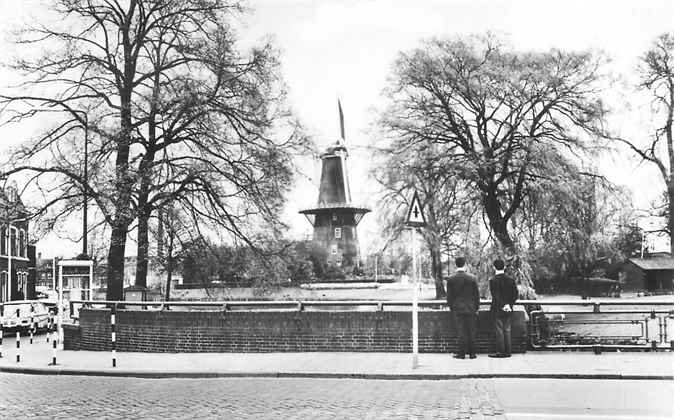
<box><xmin>625</xmin><ymin>257</ymin><xmax>674</xmax><ymax>293</ymax></box>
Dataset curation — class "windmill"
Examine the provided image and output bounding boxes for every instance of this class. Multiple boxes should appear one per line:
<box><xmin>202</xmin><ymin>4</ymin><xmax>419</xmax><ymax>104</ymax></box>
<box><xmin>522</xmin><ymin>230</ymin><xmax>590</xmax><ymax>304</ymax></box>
<box><xmin>299</xmin><ymin>100</ymin><xmax>371</xmax><ymax>273</ymax></box>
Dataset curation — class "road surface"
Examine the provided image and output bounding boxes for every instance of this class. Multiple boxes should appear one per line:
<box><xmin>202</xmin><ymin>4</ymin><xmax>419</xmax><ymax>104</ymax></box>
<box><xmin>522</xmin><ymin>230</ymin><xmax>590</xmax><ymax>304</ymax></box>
<box><xmin>0</xmin><ymin>374</ymin><xmax>671</xmax><ymax>419</ymax></box>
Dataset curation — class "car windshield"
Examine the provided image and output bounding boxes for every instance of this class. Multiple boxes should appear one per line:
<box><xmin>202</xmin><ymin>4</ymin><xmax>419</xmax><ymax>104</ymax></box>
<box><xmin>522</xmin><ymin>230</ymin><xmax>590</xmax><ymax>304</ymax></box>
<box><xmin>2</xmin><ymin>303</ymin><xmax>46</xmax><ymax>317</ymax></box>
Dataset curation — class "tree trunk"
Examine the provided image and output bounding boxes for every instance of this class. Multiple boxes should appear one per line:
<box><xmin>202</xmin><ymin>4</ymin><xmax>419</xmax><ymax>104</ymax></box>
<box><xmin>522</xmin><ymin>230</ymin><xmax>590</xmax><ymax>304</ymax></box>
<box><xmin>424</xmin><ymin>201</ymin><xmax>445</xmax><ymax>298</ymax></box>
<box><xmin>666</xmin><ymin>86</ymin><xmax>673</xmax><ymax>255</ymax></box>
<box><xmin>482</xmin><ymin>188</ymin><xmax>536</xmax><ymax>292</ymax></box>
<box><xmin>106</xmin><ymin>222</ymin><xmax>128</xmax><ymax>301</ymax></box>
<box><xmin>430</xmin><ymin>244</ymin><xmax>445</xmax><ymax>298</ymax></box>
<box><xmin>165</xmin><ymin>253</ymin><xmax>173</xmax><ymax>302</ymax></box>
<box><xmin>136</xmin><ymin>49</ymin><xmax>161</xmax><ymax>288</ymax></box>
<box><xmin>485</xmin><ymin>203</ymin><xmax>515</xmax><ymax>249</ymax></box>
<box><xmin>669</xmin><ymin>180</ymin><xmax>674</xmax><ymax>256</ymax></box>
<box><xmin>105</xmin><ymin>1</ymin><xmax>137</xmax><ymax>301</ymax></box>
<box><xmin>482</xmin><ymin>188</ymin><xmax>515</xmax><ymax>248</ymax></box>
<box><xmin>134</xmin><ymin>155</ymin><xmax>153</xmax><ymax>288</ymax></box>
<box><xmin>157</xmin><ymin>207</ymin><xmax>164</xmax><ymax>261</ymax></box>
<box><xmin>135</xmin><ymin>208</ymin><xmax>150</xmax><ymax>288</ymax></box>
<box><xmin>105</xmin><ymin>137</ymin><xmax>131</xmax><ymax>300</ymax></box>
<box><xmin>164</xmin><ymin>216</ymin><xmax>175</xmax><ymax>302</ymax></box>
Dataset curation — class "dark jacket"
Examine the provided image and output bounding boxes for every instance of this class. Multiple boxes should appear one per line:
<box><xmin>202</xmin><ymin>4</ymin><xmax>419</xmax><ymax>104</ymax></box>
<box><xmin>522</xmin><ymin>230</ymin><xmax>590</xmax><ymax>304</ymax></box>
<box><xmin>489</xmin><ymin>273</ymin><xmax>518</xmax><ymax>313</ymax></box>
<box><xmin>446</xmin><ymin>271</ymin><xmax>480</xmax><ymax>314</ymax></box>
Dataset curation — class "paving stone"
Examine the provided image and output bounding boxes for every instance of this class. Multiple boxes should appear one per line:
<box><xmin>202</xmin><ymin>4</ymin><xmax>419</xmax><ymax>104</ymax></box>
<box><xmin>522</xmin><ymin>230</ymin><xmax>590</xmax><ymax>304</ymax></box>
<box><xmin>0</xmin><ymin>374</ymin><xmax>510</xmax><ymax>419</ymax></box>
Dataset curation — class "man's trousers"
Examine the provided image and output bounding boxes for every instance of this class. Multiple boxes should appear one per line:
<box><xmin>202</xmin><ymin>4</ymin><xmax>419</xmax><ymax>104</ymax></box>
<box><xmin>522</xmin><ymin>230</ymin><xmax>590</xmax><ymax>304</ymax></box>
<box><xmin>493</xmin><ymin>311</ymin><xmax>512</xmax><ymax>355</ymax></box>
<box><xmin>454</xmin><ymin>313</ymin><xmax>477</xmax><ymax>356</ymax></box>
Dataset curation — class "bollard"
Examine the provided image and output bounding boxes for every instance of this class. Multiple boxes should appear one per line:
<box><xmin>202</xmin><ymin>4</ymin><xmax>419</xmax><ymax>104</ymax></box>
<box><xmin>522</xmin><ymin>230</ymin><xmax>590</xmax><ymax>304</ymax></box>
<box><xmin>593</xmin><ymin>344</ymin><xmax>601</xmax><ymax>355</ymax></box>
<box><xmin>0</xmin><ymin>303</ymin><xmax>3</xmax><ymax>359</ymax></box>
<box><xmin>46</xmin><ymin>311</ymin><xmax>52</xmax><ymax>343</ymax></box>
<box><xmin>30</xmin><ymin>305</ymin><xmax>34</xmax><ymax>345</ymax></box>
<box><xmin>49</xmin><ymin>333</ymin><xmax>57</xmax><ymax>366</ymax></box>
<box><xmin>111</xmin><ymin>305</ymin><xmax>117</xmax><ymax>368</ymax></box>
<box><xmin>16</xmin><ymin>331</ymin><xmax>20</xmax><ymax>363</ymax></box>
<box><xmin>651</xmin><ymin>340</ymin><xmax>657</xmax><ymax>351</ymax></box>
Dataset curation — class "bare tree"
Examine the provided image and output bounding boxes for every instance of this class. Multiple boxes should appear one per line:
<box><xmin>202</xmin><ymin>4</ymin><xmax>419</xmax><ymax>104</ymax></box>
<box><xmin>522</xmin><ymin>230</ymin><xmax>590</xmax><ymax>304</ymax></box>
<box><xmin>379</xmin><ymin>34</ymin><xmax>609</xmax><ymax>287</ymax></box>
<box><xmin>127</xmin><ymin>4</ymin><xmax>305</xmax><ymax>287</ymax></box>
<box><xmin>374</xmin><ymin>144</ymin><xmax>473</xmax><ymax>298</ymax></box>
<box><xmin>615</xmin><ymin>33</ymin><xmax>674</xmax><ymax>250</ymax></box>
<box><xmin>151</xmin><ymin>205</ymin><xmax>193</xmax><ymax>301</ymax></box>
<box><xmin>1</xmin><ymin>0</ymin><xmax>305</xmax><ymax>299</ymax></box>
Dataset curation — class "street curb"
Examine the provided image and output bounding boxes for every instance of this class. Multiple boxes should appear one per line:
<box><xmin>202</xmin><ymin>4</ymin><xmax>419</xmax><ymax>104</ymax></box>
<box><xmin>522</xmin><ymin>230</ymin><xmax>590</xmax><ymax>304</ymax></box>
<box><xmin>1</xmin><ymin>366</ymin><xmax>672</xmax><ymax>380</ymax></box>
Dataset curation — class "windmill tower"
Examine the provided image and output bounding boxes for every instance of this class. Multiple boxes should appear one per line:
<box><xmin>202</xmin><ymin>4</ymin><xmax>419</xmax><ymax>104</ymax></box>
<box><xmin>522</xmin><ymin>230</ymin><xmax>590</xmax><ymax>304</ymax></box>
<box><xmin>300</xmin><ymin>101</ymin><xmax>370</xmax><ymax>273</ymax></box>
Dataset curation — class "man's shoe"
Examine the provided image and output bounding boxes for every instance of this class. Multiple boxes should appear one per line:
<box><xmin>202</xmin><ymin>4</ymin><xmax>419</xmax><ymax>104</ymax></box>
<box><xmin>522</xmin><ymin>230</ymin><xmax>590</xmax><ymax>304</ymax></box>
<box><xmin>453</xmin><ymin>354</ymin><xmax>465</xmax><ymax>359</ymax></box>
<box><xmin>469</xmin><ymin>354</ymin><xmax>477</xmax><ymax>359</ymax></box>
<box><xmin>502</xmin><ymin>354</ymin><xmax>511</xmax><ymax>358</ymax></box>
<box><xmin>488</xmin><ymin>353</ymin><xmax>503</xmax><ymax>358</ymax></box>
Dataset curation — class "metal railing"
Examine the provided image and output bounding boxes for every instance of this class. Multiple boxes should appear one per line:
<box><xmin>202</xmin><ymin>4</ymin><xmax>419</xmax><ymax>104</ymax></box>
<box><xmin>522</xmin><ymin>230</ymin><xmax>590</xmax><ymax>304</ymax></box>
<box><xmin>68</xmin><ymin>298</ymin><xmax>674</xmax><ymax>310</ymax></box>
<box><xmin>67</xmin><ymin>298</ymin><xmax>674</xmax><ymax>351</ymax></box>
<box><xmin>527</xmin><ymin>304</ymin><xmax>674</xmax><ymax>352</ymax></box>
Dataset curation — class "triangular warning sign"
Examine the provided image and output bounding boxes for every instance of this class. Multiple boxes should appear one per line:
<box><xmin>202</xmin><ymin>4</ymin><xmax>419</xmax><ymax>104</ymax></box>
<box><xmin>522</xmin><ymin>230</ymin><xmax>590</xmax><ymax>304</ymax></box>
<box><xmin>405</xmin><ymin>191</ymin><xmax>426</xmax><ymax>227</ymax></box>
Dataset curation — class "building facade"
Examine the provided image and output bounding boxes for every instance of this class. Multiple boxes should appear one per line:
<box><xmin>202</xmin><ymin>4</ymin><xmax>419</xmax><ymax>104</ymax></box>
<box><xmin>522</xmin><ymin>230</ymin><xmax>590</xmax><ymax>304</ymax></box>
<box><xmin>622</xmin><ymin>254</ymin><xmax>674</xmax><ymax>293</ymax></box>
<box><xmin>0</xmin><ymin>186</ymin><xmax>31</xmax><ymax>302</ymax></box>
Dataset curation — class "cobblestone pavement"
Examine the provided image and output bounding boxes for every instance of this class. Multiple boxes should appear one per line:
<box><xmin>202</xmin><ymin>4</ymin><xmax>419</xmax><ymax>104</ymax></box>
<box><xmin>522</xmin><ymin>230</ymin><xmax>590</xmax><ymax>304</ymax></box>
<box><xmin>0</xmin><ymin>374</ymin><xmax>505</xmax><ymax>419</ymax></box>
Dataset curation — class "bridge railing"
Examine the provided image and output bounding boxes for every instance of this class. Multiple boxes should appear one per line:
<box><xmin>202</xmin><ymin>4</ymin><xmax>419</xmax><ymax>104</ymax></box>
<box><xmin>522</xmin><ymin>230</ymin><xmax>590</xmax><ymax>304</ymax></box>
<box><xmin>68</xmin><ymin>298</ymin><xmax>674</xmax><ymax>310</ymax></box>
<box><xmin>67</xmin><ymin>298</ymin><xmax>674</xmax><ymax>351</ymax></box>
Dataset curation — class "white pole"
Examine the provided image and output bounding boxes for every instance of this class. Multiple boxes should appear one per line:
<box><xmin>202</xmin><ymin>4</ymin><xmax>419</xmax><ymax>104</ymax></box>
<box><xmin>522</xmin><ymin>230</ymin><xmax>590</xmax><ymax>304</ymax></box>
<box><xmin>374</xmin><ymin>254</ymin><xmax>378</xmax><ymax>283</ymax></box>
<box><xmin>412</xmin><ymin>228</ymin><xmax>419</xmax><ymax>369</ymax></box>
<box><xmin>89</xmin><ymin>263</ymin><xmax>93</xmax><ymax>300</ymax></box>
<box><xmin>7</xmin><ymin>223</ymin><xmax>11</xmax><ymax>301</ymax></box>
<box><xmin>58</xmin><ymin>263</ymin><xmax>63</xmax><ymax>348</ymax></box>
<box><xmin>52</xmin><ymin>257</ymin><xmax>56</xmax><ymax>292</ymax></box>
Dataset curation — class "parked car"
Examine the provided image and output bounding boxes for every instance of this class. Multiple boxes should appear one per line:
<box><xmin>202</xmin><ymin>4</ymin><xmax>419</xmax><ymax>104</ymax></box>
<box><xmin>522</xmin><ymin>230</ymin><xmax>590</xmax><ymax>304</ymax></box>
<box><xmin>0</xmin><ymin>301</ymin><xmax>52</xmax><ymax>333</ymax></box>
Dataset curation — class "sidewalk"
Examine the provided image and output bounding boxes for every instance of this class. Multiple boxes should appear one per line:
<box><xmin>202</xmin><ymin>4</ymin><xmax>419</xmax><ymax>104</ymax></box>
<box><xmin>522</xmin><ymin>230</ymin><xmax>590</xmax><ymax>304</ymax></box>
<box><xmin>0</xmin><ymin>333</ymin><xmax>672</xmax><ymax>380</ymax></box>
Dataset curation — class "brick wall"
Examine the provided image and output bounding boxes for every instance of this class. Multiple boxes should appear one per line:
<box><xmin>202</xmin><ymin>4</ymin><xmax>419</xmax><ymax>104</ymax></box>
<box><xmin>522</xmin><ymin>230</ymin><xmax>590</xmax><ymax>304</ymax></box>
<box><xmin>65</xmin><ymin>308</ymin><xmax>528</xmax><ymax>353</ymax></box>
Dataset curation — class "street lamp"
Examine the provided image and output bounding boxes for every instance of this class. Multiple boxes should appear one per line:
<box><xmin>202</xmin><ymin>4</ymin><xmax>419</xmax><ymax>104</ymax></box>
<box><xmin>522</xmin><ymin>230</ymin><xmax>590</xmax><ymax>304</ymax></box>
<box><xmin>35</xmin><ymin>108</ymin><xmax>89</xmax><ymax>258</ymax></box>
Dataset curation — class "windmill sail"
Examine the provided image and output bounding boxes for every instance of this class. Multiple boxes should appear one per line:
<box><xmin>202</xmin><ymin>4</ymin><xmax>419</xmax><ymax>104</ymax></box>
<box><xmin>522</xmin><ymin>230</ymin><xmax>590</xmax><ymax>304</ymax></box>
<box><xmin>338</xmin><ymin>98</ymin><xmax>345</xmax><ymax>141</ymax></box>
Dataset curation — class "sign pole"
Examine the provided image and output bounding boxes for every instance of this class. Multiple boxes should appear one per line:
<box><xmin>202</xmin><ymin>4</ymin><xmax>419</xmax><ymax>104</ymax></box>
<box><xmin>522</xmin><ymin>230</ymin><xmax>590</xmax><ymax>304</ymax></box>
<box><xmin>405</xmin><ymin>190</ymin><xmax>425</xmax><ymax>370</ymax></box>
<box><xmin>58</xmin><ymin>263</ymin><xmax>63</xmax><ymax>349</ymax></box>
<box><xmin>412</xmin><ymin>227</ymin><xmax>419</xmax><ymax>369</ymax></box>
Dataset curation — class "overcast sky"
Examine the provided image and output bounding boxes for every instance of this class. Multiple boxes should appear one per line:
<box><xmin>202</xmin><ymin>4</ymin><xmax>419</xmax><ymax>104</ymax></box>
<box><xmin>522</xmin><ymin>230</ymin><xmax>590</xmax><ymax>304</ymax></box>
<box><xmin>1</xmin><ymin>0</ymin><xmax>673</xmax><ymax>257</ymax></box>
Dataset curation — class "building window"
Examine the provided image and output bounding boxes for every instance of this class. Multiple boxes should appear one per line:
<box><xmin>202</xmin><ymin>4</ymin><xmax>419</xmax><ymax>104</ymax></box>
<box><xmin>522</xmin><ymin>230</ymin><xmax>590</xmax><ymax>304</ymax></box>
<box><xmin>0</xmin><ymin>271</ymin><xmax>7</xmax><ymax>302</ymax></box>
<box><xmin>334</xmin><ymin>228</ymin><xmax>341</xmax><ymax>239</ymax></box>
<box><xmin>331</xmin><ymin>244</ymin><xmax>338</xmax><ymax>255</ymax></box>
<box><xmin>10</xmin><ymin>227</ymin><xmax>17</xmax><ymax>257</ymax></box>
<box><xmin>18</xmin><ymin>272</ymin><xmax>27</xmax><ymax>296</ymax></box>
<box><xmin>335</xmin><ymin>257</ymin><xmax>342</xmax><ymax>266</ymax></box>
<box><xmin>332</xmin><ymin>213</ymin><xmax>337</xmax><ymax>221</ymax></box>
<box><xmin>19</xmin><ymin>230</ymin><xmax>26</xmax><ymax>257</ymax></box>
<box><xmin>0</xmin><ymin>227</ymin><xmax>5</xmax><ymax>255</ymax></box>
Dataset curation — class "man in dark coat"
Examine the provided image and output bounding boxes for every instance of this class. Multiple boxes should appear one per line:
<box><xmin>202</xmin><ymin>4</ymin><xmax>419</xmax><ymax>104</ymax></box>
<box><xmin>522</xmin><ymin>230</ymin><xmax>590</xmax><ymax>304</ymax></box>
<box><xmin>446</xmin><ymin>257</ymin><xmax>480</xmax><ymax>359</ymax></box>
<box><xmin>489</xmin><ymin>259</ymin><xmax>519</xmax><ymax>358</ymax></box>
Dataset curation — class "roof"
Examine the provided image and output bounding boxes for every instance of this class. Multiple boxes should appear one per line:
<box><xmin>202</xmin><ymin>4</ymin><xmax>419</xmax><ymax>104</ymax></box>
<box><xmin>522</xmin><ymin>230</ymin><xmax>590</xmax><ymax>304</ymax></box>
<box><xmin>628</xmin><ymin>257</ymin><xmax>674</xmax><ymax>271</ymax></box>
<box><xmin>584</xmin><ymin>277</ymin><xmax>621</xmax><ymax>284</ymax></box>
<box><xmin>299</xmin><ymin>202</ymin><xmax>371</xmax><ymax>214</ymax></box>
<box><xmin>0</xmin><ymin>186</ymin><xmax>27</xmax><ymax>219</ymax></box>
